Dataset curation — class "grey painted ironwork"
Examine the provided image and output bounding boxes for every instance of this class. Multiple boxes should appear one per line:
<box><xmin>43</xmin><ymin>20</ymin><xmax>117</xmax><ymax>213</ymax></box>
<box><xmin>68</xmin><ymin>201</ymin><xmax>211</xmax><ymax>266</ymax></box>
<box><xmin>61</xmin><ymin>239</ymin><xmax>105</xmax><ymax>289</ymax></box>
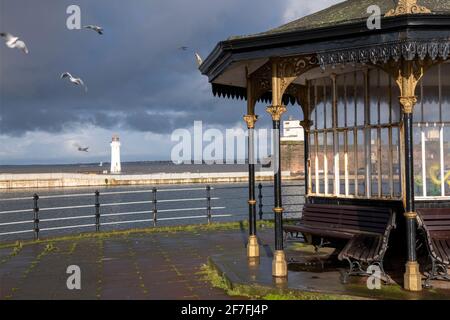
<box><xmin>33</xmin><ymin>194</ymin><xmax>39</xmax><ymax>240</ymax></box>
<box><xmin>95</xmin><ymin>191</ymin><xmax>100</xmax><ymax>232</ymax></box>
<box><xmin>318</xmin><ymin>41</ymin><xmax>450</xmax><ymax>69</ymax></box>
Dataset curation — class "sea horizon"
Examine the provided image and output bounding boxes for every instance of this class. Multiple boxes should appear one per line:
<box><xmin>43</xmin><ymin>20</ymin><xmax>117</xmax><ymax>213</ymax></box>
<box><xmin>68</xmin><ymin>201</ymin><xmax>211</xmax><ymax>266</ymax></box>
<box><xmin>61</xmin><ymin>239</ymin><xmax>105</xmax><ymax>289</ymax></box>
<box><xmin>0</xmin><ymin>160</ymin><xmax>261</xmax><ymax>174</ymax></box>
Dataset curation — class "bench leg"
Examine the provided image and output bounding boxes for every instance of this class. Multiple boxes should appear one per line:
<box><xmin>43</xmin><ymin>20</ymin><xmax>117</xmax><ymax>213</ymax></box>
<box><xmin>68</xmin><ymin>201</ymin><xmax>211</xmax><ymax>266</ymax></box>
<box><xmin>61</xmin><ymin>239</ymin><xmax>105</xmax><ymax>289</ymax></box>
<box><xmin>341</xmin><ymin>258</ymin><xmax>365</xmax><ymax>284</ymax></box>
<box><xmin>424</xmin><ymin>258</ymin><xmax>450</xmax><ymax>288</ymax></box>
<box><xmin>341</xmin><ymin>258</ymin><xmax>392</xmax><ymax>285</ymax></box>
<box><xmin>371</xmin><ymin>261</ymin><xmax>394</xmax><ymax>285</ymax></box>
<box><xmin>314</xmin><ymin>238</ymin><xmax>331</xmax><ymax>253</ymax></box>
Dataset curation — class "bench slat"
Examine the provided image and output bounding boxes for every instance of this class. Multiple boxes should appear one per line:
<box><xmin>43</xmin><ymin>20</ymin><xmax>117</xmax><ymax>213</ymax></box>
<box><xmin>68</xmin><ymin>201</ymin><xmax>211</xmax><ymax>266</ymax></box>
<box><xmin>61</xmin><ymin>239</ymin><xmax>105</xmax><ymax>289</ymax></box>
<box><xmin>303</xmin><ymin>217</ymin><xmax>387</xmax><ymax>230</ymax></box>
<box><xmin>307</xmin><ymin>204</ymin><xmax>391</xmax><ymax>213</ymax></box>
<box><xmin>303</xmin><ymin>215</ymin><xmax>389</xmax><ymax>227</ymax></box>
<box><xmin>304</xmin><ymin>207</ymin><xmax>390</xmax><ymax>217</ymax></box>
<box><xmin>427</xmin><ymin>225</ymin><xmax>450</xmax><ymax>231</ymax></box>
<box><xmin>303</xmin><ymin>211</ymin><xmax>390</xmax><ymax>222</ymax></box>
<box><xmin>284</xmin><ymin>225</ymin><xmax>355</xmax><ymax>239</ymax></box>
<box><xmin>420</xmin><ymin>214</ymin><xmax>450</xmax><ymax>219</ymax></box>
<box><xmin>303</xmin><ymin>210</ymin><xmax>390</xmax><ymax>222</ymax></box>
<box><xmin>423</xmin><ymin>220</ymin><xmax>450</xmax><ymax>226</ymax></box>
<box><xmin>302</xmin><ymin>221</ymin><xmax>386</xmax><ymax>235</ymax></box>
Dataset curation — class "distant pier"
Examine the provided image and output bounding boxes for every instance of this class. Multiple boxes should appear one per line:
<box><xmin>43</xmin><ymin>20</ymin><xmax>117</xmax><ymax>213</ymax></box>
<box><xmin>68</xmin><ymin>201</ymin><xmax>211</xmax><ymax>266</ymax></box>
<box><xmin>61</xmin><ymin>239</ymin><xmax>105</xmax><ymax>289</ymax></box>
<box><xmin>0</xmin><ymin>171</ymin><xmax>298</xmax><ymax>189</ymax></box>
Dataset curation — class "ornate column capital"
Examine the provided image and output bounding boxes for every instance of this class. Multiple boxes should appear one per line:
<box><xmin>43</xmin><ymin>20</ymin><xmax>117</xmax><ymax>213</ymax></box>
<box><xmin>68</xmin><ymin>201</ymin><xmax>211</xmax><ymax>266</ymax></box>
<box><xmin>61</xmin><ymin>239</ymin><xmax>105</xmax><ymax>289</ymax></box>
<box><xmin>266</xmin><ymin>105</ymin><xmax>286</xmax><ymax>121</ymax></box>
<box><xmin>244</xmin><ymin>114</ymin><xmax>258</xmax><ymax>129</ymax></box>
<box><xmin>399</xmin><ymin>96</ymin><xmax>418</xmax><ymax>114</ymax></box>
<box><xmin>385</xmin><ymin>0</ymin><xmax>431</xmax><ymax>17</ymax></box>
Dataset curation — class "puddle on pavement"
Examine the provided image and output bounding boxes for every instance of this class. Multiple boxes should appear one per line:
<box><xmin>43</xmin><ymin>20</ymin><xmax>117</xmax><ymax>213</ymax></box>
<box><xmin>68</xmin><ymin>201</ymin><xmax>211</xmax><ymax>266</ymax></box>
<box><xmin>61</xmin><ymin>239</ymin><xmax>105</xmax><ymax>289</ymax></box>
<box><xmin>287</xmin><ymin>259</ymin><xmax>345</xmax><ymax>273</ymax></box>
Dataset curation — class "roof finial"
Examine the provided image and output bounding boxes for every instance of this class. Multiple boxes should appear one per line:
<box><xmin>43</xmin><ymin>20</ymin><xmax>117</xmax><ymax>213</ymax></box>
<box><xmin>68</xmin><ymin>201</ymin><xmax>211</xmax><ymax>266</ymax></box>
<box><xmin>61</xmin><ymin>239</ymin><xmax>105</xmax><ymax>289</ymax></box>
<box><xmin>385</xmin><ymin>0</ymin><xmax>431</xmax><ymax>17</ymax></box>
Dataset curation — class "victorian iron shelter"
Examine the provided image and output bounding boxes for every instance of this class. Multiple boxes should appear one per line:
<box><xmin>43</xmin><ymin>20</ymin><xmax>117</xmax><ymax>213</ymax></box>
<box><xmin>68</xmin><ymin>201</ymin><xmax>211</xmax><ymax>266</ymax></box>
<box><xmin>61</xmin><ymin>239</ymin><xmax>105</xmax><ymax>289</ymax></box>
<box><xmin>200</xmin><ymin>0</ymin><xmax>450</xmax><ymax>291</ymax></box>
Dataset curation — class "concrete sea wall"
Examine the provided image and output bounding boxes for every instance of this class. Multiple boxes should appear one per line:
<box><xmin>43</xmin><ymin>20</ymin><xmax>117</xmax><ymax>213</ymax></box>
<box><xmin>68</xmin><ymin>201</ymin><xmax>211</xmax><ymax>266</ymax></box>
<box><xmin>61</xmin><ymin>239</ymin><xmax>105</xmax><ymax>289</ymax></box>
<box><xmin>0</xmin><ymin>171</ymin><xmax>296</xmax><ymax>190</ymax></box>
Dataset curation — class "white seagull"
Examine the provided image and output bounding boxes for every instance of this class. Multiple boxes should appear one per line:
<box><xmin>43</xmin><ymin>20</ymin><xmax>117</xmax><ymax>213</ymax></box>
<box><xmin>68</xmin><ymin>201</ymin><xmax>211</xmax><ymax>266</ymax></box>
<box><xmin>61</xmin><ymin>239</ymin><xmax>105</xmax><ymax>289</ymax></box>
<box><xmin>83</xmin><ymin>25</ymin><xmax>103</xmax><ymax>35</ymax></box>
<box><xmin>0</xmin><ymin>32</ymin><xmax>29</xmax><ymax>54</ymax></box>
<box><xmin>61</xmin><ymin>72</ymin><xmax>88</xmax><ymax>92</ymax></box>
<box><xmin>195</xmin><ymin>52</ymin><xmax>203</xmax><ymax>67</ymax></box>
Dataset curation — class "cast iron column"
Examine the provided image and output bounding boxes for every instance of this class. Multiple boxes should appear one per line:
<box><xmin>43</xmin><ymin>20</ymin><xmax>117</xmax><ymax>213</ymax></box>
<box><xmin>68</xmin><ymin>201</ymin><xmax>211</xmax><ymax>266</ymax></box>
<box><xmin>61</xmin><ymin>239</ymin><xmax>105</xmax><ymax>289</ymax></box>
<box><xmin>244</xmin><ymin>114</ymin><xmax>259</xmax><ymax>258</ymax></box>
<box><xmin>404</xmin><ymin>112</ymin><xmax>416</xmax><ymax>261</ymax></box>
<box><xmin>397</xmin><ymin>57</ymin><xmax>424</xmax><ymax>291</ymax></box>
<box><xmin>267</xmin><ymin>104</ymin><xmax>287</xmax><ymax>278</ymax></box>
<box><xmin>401</xmin><ymin>96</ymin><xmax>422</xmax><ymax>291</ymax></box>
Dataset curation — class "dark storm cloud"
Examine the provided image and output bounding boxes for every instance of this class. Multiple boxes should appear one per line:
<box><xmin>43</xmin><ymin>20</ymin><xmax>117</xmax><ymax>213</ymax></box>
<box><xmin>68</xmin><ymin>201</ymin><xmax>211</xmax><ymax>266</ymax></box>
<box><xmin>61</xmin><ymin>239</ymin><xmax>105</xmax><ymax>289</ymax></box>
<box><xmin>0</xmin><ymin>0</ymin><xmax>286</xmax><ymax>136</ymax></box>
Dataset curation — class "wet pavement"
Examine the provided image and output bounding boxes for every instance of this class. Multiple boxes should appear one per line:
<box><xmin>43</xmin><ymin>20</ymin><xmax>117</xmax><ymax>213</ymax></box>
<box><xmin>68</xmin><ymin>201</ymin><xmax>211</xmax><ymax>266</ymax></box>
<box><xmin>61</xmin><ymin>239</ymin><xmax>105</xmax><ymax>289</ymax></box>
<box><xmin>211</xmin><ymin>240</ymin><xmax>450</xmax><ymax>300</ymax></box>
<box><xmin>1</xmin><ymin>224</ymin><xmax>450</xmax><ymax>300</ymax></box>
<box><xmin>0</xmin><ymin>225</ymin><xmax>276</xmax><ymax>300</ymax></box>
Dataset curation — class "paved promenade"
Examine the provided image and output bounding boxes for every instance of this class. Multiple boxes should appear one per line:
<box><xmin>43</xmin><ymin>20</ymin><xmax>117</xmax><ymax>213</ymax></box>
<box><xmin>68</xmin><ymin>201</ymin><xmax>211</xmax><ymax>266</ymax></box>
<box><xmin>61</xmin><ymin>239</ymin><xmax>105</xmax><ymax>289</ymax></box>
<box><xmin>1</xmin><ymin>224</ymin><xmax>272</xmax><ymax>300</ymax></box>
<box><xmin>2</xmin><ymin>223</ymin><xmax>450</xmax><ymax>300</ymax></box>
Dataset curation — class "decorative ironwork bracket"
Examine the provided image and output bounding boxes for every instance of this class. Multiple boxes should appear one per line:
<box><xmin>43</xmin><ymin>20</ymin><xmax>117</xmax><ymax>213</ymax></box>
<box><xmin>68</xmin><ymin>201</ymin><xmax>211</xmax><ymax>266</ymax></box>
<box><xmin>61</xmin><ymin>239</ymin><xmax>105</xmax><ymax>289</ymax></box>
<box><xmin>243</xmin><ymin>114</ymin><xmax>258</xmax><ymax>129</ymax></box>
<box><xmin>318</xmin><ymin>41</ymin><xmax>450</xmax><ymax>69</ymax></box>
<box><xmin>379</xmin><ymin>58</ymin><xmax>435</xmax><ymax>113</ymax></box>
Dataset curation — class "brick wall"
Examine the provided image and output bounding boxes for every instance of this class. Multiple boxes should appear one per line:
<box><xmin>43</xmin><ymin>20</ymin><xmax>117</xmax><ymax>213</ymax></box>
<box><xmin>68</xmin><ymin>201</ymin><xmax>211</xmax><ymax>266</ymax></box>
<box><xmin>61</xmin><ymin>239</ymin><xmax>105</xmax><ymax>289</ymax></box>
<box><xmin>281</xmin><ymin>141</ymin><xmax>304</xmax><ymax>175</ymax></box>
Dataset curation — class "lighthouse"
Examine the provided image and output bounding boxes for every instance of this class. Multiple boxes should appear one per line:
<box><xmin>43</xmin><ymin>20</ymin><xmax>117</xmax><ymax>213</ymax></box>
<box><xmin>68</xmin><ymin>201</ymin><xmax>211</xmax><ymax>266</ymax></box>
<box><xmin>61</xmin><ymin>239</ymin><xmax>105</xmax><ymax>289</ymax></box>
<box><xmin>110</xmin><ymin>135</ymin><xmax>121</xmax><ymax>174</ymax></box>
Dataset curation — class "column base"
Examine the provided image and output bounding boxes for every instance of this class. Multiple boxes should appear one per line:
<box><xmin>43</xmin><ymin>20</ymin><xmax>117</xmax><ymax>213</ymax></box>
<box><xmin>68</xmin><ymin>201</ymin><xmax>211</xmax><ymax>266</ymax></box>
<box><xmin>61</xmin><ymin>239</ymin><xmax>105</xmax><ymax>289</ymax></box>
<box><xmin>272</xmin><ymin>250</ymin><xmax>287</xmax><ymax>278</ymax></box>
<box><xmin>247</xmin><ymin>235</ymin><xmax>260</xmax><ymax>258</ymax></box>
<box><xmin>404</xmin><ymin>261</ymin><xmax>422</xmax><ymax>291</ymax></box>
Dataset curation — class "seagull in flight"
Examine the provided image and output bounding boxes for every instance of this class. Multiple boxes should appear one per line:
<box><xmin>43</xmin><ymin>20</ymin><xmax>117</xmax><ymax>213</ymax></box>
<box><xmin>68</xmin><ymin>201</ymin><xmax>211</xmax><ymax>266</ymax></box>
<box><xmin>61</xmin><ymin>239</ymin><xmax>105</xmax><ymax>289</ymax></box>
<box><xmin>178</xmin><ymin>46</ymin><xmax>189</xmax><ymax>51</ymax></box>
<box><xmin>0</xmin><ymin>32</ymin><xmax>29</xmax><ymax>54</ymax></box>
<box><xmin>83</xmin><ymin>25</ymin><xmax>103</xmax><ymax>35</ymax></box>
<box><xmin>61</xmin><ymin>72</ymin><xmax>88</xmax><ymax>92</ymax></box>
<box><xmin>74</xmin><ymin>143</ymin><xmax>89</xmax><ymax>152</ymax></box>
<box><xmin>195</xmin><ymin>52</ymin><xmax>203</xmax><ymax>67</ymax></box>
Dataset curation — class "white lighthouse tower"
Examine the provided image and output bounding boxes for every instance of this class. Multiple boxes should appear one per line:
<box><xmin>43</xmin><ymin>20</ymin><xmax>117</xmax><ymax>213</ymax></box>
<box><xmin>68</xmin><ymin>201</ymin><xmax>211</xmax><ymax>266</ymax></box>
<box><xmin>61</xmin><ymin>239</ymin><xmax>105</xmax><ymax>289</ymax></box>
<box><xmin>110</xmin><ymin>135</ymin><xmax>122</xmax><ymax>174</ymax></box>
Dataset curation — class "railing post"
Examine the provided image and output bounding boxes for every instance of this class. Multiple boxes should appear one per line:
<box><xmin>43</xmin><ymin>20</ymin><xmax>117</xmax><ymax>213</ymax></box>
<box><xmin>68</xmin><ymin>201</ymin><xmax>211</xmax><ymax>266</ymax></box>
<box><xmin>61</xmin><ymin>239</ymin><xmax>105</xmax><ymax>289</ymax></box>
<box><xmin>95</xmin><ymin>190</ymin><xmax>100</xmax><ymax>232</ymax></box>
<box><xmin>258</xmin><ymin>183</ymin><xmax>263</xmax><ymax>220</ymax></box>
<box><xmin>33</xmin><ymin>194</ymin><xmax>39</xmax><ymax>240</ymax></box>
<box><xmin>152</xmin><ymin>187</ymin><xmax>157</xmax><ymax>226</ymax></box>
<box><xmin>206</xmin><ymin>185</ymin><xmax>211</xmax><ymax>224</ymax></box>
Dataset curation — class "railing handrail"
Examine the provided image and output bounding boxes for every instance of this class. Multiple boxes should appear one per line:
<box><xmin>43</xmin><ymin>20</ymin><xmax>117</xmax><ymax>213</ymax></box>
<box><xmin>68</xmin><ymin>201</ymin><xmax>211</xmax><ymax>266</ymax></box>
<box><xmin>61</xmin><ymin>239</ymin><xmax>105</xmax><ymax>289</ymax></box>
<box><xmin>0</xmin><ymin>197</ymin><xmax>221</xmax><ymax>215</ymax></box>
<box><xmin>0</xmin><ymin>206</ymin><xmax>228</xmax><ymax>228</ymax></box>
<box><xmin>0</xmin><ymin>183</ymin><xmax>305</xmax><ymax>240</ymax></box>
<box><xmin>0</xmin><ymin>187</ymin><xmax>213</xmax><ymax>202</ymax></box>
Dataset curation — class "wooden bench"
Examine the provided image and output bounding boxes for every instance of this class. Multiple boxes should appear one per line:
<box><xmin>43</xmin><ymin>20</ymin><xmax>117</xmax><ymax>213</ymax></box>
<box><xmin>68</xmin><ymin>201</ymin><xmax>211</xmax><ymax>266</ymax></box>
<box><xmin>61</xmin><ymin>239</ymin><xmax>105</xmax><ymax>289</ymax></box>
<box><xmin>416</xmin><ymin>208</ymin><xmax>450</xmax><ymax>287</ymax></box>
<box><xmin>284</xmin><ymin>203</ymin><xmax>396</xmax><ymax>282</ymax></box>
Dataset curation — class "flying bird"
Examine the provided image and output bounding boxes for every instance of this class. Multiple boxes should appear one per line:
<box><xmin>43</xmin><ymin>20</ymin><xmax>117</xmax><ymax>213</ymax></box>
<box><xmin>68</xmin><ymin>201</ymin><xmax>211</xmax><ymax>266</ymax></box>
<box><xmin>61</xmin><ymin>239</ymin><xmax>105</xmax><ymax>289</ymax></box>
<box><xmin>61</xmin><ymin>72</ymin><xmax>88</xmax><ymax>92</ymax></box>
<box><xmin>0</xmin><ymin>32</ymin><xmax>29</xmax><ymax>54</ymax></box>
<box><xmin>74</xmin><ymin>143</ymin><xmax>89</xmax><ymax>152</ymax></box>
<box><xmin>83</xmin><ymin>25</ymin><xmax>103</xmax><ymax>35</ymax></box>
<box><xmin>178</xmin><ymin>46</ymin><xmax>188</xmax><ymax>51</ymax></box>
<box><xmin>195</xmin><ymin>53</ymin><xmax>203</xmax><ymax>67</ymax></box>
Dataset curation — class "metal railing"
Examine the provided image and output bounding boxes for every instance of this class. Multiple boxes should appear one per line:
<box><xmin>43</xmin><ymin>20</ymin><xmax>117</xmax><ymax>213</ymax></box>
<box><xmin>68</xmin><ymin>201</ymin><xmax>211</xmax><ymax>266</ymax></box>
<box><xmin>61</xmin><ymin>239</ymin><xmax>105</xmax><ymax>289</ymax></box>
<box><xmin>0</xmin><ymin>183</ymin><xmax>305</xmax><ymax>241</ymax></box>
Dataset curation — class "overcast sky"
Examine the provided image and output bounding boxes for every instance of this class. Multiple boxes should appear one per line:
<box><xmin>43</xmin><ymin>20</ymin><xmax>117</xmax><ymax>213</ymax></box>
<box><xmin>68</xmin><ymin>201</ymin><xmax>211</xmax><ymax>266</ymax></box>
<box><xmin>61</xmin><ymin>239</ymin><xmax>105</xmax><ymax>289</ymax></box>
<box><xmin>0</xmin><ymin>0</ymin><xmax>342</xmax><ymax>165</ymax></box>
